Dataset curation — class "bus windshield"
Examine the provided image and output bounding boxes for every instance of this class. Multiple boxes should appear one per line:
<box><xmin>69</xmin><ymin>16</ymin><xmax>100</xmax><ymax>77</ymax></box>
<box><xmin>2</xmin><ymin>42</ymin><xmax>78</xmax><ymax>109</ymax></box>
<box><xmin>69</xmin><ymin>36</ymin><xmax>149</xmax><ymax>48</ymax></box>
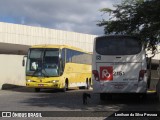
<box><xmin>26</xmin><ymin>48</ymin><xmax>60</xmax><ymax>77</ymax></box>
<box><xmin>96</xmin><ymin>36</ymin><xmax>142</xmax><ymax>55</ymax></box>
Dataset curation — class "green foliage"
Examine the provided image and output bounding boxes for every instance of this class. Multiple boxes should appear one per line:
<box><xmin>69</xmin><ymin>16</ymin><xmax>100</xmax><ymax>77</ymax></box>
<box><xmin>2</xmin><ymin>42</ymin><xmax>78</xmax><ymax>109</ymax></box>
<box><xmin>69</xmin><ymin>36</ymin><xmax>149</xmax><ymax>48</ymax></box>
<box><xmin>98</xmin><ymin>0</ymin><xmax>160</xmax><ymax>53</ymax></box>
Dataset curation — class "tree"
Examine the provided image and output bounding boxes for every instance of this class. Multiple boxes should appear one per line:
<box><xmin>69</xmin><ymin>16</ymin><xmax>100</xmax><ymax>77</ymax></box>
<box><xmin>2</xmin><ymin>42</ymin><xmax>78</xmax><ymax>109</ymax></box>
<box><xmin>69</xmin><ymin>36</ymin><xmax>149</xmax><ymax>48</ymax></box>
<box><xmin>97</xmin><ymin>0</ymin><xmax>160</xmax><ymax>54</ymax></box>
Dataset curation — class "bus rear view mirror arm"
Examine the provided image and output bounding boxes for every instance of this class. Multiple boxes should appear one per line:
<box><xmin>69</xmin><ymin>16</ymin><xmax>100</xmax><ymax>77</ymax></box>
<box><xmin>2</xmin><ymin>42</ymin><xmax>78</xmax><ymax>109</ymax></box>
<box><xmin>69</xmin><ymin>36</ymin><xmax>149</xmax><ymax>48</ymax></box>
<box><xmin>22</xmin><ymin>55</ymin><xmax>27</xmax><ymax>66</ymax></box>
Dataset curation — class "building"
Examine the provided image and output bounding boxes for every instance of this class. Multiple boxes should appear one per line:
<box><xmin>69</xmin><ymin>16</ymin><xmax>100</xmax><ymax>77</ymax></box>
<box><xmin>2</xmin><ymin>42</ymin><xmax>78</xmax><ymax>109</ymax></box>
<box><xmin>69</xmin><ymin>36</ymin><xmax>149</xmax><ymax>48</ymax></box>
<box><xmin>0</xmin><ymin>22</ymin><xmax>96</xmax><ymax>54</ymax></box>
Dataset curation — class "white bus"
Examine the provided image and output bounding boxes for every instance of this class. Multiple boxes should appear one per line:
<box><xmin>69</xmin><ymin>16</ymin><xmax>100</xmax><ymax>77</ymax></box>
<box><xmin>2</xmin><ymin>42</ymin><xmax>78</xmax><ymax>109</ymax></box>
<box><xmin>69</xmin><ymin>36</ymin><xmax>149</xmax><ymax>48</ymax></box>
<box><xmin>92</xmin><ymin>35</ymin><xmax>149</xmax><ymax>100</ymax></box>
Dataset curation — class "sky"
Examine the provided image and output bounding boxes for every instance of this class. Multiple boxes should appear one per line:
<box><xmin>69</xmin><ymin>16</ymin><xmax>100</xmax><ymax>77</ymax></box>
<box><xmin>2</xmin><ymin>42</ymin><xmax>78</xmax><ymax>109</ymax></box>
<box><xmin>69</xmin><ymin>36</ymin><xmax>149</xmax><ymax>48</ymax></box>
<box><xmin>0</xmin><ymin>0</ymin><xmax>122</xmax><ymax>35</ymax></box>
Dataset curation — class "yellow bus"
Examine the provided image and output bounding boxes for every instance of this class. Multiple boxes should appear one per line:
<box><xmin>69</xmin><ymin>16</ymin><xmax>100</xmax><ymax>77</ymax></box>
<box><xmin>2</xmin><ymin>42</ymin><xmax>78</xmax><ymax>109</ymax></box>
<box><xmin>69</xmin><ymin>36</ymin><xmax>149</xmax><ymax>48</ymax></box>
<box><xmin>23</xmin><ymin>45</ymin><xmax>92</xmax><ymax>92</ymax></box>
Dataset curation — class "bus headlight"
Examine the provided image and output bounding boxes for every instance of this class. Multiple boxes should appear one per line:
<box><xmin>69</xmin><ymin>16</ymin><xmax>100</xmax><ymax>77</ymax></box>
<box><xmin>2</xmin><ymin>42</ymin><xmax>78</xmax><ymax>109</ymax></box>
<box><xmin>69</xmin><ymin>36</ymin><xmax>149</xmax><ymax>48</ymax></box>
<box><xmin>27</xmin><ymin>80</ymin><xmax>34</xmax><ymax>82</ymax></box>
<box><xmin>52</xmin><ymin>80</ymin><xmax>59</xmax><ymax>83</ymax></box>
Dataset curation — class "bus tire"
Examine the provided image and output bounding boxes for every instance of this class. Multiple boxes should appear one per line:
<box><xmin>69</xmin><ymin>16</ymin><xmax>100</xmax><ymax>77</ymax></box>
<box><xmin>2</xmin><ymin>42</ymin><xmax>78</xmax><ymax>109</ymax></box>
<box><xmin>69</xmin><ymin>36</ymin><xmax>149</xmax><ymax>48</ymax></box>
<box><xmin>87</xmin><ymin>79</ymin><xmax>91</xmax><ymax>89</ymax></box>
<box><xmin>100</xmin><ymin>93</ymin><xmax>106</xmax><ymax>101</ymax></box>
<box><xmin>35</xmin><ymin>88</ymin><xmax>40</xmax><ymax>92</ymax></box>
<box><xmin>86</xmin><ymin>80</ymin><xmax>89</xmax><ymax>89</ymax></box>
<box><xmin>62</xmin><ymin>80</ymin><xmax>68</xmax><ymax>92</ymax></box>
<box><xmin>86</xmin><ymin>79</ymin><xmax>91</xmax><ymax>89</ymax></box>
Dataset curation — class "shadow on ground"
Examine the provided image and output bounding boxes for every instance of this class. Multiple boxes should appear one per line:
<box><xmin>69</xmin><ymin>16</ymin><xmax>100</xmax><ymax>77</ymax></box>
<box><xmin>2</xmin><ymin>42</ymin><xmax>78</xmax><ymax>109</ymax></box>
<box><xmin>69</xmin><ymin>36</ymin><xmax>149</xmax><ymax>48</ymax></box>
<box><xmin>2</xmin><ymin>83</ymin><xmax>24</xmax><ymax>90</ymax></box>
<box><xmin>20</xmin><ymin>89</ymin><xmax>160</xmax><ymax>110</ymax></box>
<box><xmin>104</xmin><ymin>93</ymin><xmax>160</xmax><ymax>120</ymax></box>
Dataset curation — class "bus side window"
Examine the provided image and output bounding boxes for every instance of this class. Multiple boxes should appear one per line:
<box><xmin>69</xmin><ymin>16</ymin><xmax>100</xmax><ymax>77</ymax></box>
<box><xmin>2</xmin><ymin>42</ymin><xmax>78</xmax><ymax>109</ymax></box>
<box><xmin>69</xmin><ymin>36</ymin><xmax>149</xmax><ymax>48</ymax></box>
<box><xmin>66</xmin><ymin>49</ymin><xmax>72</xmax><ymax>63</ymax></box>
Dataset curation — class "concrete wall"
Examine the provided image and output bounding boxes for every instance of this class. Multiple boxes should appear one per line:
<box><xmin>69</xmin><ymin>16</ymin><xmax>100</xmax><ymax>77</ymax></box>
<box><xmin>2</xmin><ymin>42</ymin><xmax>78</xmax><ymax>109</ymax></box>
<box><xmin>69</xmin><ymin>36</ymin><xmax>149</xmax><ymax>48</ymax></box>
<box><xmin>0</xmin><ymin>22</ymin><xmax>96</xmax><ymax>52</ymax></box>
<box><xmin>0</xmin><ymin>54</ymin><xmax>25</xmax><ymax>89</ymax></box>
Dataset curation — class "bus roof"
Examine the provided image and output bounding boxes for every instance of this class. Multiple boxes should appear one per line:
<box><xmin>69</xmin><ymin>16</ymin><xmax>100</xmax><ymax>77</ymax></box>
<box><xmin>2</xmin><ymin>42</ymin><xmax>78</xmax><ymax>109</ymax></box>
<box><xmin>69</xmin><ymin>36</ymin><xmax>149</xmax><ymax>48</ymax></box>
<box><xmin>30</xmin><ymin>44</ymin><xmax>88</xmax><ymax>53</ymax></box>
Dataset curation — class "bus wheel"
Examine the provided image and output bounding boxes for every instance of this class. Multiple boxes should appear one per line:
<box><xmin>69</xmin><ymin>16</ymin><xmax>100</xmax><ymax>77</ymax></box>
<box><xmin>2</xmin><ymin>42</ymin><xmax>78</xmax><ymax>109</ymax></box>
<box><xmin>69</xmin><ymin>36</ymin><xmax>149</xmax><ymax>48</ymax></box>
<box><xmin>100</xmin><ymin>93</ymin><xmax>106</xmax><ymax>101</ymax></box>
<box><xmin>62</xmin><ymin>81</ymin><xmax>68</xmax><ymax>92</ymax></box>
<box><xmin>87</xmin><ymin>80</ymin><xmax>91</xmax><ymax>89</ymax></box>
<box><xmin>35</xmin><ymin>88</ymin><xmax>40</xmax><ymax>92</ymax></box>
<box><xmin>85</xmin><ymin>79</ymin><xmax>90</xmax><ymax>89</ymax></box>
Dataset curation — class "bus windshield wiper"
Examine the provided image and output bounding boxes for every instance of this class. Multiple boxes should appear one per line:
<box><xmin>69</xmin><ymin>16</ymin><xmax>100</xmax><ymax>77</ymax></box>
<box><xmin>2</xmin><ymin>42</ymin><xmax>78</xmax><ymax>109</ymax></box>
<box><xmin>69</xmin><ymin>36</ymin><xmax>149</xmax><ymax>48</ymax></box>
<box><xmin>32</xmin><ymin>68</ymin><xmax>42</xmax><ymax>76</ymax></box>
<box><xmin>42</xmin><ymin>68</ymin><xmax>50</xmax><ymax>77</ymax></box>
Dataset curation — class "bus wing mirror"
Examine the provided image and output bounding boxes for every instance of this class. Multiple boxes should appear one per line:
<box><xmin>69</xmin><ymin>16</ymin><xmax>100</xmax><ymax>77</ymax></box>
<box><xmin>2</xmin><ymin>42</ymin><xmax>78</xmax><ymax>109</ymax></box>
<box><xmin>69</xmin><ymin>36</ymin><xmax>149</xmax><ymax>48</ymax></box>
<box><xmin>22</xmin><ymin>55</ymin><xmax>27</xmax><ymax>66</ymax></box>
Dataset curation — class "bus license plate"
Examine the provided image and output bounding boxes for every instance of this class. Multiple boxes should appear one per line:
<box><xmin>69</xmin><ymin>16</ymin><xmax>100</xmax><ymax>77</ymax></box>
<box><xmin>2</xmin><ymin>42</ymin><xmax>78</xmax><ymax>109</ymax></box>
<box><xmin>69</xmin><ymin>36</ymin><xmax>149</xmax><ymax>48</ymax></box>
<box><xmin>38</xmin><ymin>84</ymin><xmax>44</xmax><ymax>86</ymax></box>
<box><xmin>114</xmin><ymin>84</ymin><xmax>125</xmax><ymax>89</ymax></box>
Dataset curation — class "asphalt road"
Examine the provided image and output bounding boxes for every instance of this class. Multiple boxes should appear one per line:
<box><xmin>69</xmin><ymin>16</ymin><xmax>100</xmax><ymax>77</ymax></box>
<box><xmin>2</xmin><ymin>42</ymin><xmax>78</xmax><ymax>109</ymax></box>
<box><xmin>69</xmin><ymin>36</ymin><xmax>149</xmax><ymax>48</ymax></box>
<box><xmin>0</xmin><ymin>87</ymin><xmax>160</xmax><ymax>120</ymax></box>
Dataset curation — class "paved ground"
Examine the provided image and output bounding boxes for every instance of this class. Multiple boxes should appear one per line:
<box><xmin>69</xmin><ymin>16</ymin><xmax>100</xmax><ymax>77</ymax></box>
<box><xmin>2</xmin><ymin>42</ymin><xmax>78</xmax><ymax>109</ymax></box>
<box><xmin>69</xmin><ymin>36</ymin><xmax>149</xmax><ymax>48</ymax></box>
<box><xmin>0</xmin><ymin>87</ymin><xmax>160</xmax><ymax>120</ymax></box>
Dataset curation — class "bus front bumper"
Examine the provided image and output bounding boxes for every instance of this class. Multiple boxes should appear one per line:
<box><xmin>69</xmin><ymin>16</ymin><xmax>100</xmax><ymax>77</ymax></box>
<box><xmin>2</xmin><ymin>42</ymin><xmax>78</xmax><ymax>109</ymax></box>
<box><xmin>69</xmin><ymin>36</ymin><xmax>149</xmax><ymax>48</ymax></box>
<box><xmin>93</xmin><ymin>81</ymin><xmax>148</xmax><ymax>93</ymax></box>
<box><xmin>26</xmin><ymin>82</ymin><xmax>63</xmax><ymax>89</ymax></box>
